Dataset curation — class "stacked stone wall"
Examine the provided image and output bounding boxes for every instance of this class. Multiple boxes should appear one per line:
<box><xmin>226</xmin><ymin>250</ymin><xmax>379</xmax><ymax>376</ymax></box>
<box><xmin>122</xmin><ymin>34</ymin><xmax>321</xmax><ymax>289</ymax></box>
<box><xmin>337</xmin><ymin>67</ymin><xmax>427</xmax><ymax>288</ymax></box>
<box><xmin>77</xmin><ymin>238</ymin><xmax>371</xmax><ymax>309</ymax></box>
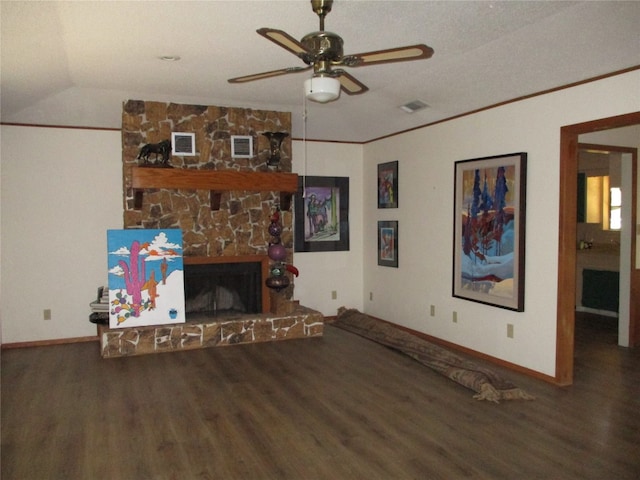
<box><xmin>121</xmin><ymin>100</ymin><xmax>294</xmax><ymax>297</ymax></box>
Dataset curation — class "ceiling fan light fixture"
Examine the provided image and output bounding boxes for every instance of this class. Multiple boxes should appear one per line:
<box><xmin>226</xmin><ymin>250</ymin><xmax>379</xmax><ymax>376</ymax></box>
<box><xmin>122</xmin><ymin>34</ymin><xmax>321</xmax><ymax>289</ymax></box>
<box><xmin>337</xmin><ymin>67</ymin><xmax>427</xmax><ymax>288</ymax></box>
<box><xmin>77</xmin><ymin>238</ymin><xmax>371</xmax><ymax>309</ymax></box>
<box><xmin>305</xmin><ymin>76</ymin><xmax>341</xmax><ymax>103</ymax></box>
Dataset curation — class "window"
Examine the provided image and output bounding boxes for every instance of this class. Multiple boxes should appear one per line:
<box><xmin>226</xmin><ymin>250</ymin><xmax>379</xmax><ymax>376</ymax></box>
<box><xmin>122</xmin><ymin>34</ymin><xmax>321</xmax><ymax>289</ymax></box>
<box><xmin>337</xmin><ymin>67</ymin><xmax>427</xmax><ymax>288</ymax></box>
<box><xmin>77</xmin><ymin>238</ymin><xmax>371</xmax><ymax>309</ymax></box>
<box><xmin>609</xmin><ymin>187</ymin><xmax>622</xmax><ymax>230</ymax></box>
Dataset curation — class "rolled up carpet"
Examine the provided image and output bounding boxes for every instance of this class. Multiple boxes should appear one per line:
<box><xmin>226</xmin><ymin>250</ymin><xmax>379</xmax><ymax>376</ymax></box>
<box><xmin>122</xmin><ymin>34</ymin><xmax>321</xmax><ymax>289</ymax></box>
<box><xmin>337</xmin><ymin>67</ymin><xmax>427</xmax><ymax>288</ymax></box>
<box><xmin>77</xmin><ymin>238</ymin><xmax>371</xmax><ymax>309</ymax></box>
<box><xmin>334</xmin><ymin>307</ymin><xmax>534</xmax><ymax>403</ymax></box>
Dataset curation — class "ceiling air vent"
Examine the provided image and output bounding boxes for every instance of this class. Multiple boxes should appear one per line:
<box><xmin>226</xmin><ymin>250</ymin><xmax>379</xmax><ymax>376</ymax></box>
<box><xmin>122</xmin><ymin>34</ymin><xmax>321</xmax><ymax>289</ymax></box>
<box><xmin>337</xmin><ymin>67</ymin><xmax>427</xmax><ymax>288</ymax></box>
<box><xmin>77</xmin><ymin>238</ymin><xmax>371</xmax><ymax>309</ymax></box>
<box><xmin>399</xmin><ymin>100</ymin><xmax>429</xmax><ymax>113</ymax></box>
<box><xmin>171</xmin><ymin>132</ymin><xmax>195</xmax><ymax>156</ymax></box>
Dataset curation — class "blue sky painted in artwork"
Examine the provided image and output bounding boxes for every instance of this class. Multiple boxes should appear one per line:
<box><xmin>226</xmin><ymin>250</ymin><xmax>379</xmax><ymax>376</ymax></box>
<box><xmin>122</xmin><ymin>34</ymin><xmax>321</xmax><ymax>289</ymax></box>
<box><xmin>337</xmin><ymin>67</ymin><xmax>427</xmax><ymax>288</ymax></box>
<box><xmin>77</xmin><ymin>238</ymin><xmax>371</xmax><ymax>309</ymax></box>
<box><xmin>107</xmin><ymin>229</ymin><xmax>183</xmax><ymax>291</ymax></box>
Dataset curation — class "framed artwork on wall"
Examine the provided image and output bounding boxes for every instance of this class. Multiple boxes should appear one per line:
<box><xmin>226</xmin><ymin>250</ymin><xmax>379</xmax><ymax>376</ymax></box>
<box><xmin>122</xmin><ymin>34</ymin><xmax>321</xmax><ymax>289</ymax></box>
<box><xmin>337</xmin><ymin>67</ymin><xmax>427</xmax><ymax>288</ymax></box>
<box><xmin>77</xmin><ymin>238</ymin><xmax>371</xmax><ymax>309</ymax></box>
<box><xmin>378</xmin><ymin>161</ymin><xmax>398</xmax><ymax>208</ymax></box>
<box><xmin>171</xmin><ymin>132</ymin><xmax>196</xmax><ymax>156</ymax></box>
<box><xmin>231</xmin><ymin>135</ymin><xmax>253</xmax><ymax>158</ymax></box>
<box><xmin>453</xmin><ymin>152</ymin><xmax>527</xmax><ymax>311</ymax></box>
<box><xmin>378</xmin><ymin>221</ymin><xmax>399</xmax><ymax>267</ymax></box>
<box><xmin>294</xmin><ymin>176</ymin><xmax>350</xmax><ymax>252</ymax></box>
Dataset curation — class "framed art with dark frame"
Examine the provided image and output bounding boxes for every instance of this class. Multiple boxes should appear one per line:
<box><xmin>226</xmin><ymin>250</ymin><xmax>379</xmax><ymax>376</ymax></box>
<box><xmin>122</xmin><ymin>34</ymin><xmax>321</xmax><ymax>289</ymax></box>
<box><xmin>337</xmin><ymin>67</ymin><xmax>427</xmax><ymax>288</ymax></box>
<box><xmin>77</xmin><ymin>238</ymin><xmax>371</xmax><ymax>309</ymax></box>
<box><xmin>378</xmin><ymin>161</ymin><xmax>398</xmax><ymax>208</ymax></box>
<box><xmin>377</xmin><ymin>221</ymin><xmax>398</xmax><ymax>267</ymax></box>
<box><xmin>294</xmin><ymin>176</ymin><xmax>350</xmax><ymax>252</ymax></box>
<box><xmin>452</xmin><ymin>152</ymin><xmax>527</xmax><ymax>311</ymax></box>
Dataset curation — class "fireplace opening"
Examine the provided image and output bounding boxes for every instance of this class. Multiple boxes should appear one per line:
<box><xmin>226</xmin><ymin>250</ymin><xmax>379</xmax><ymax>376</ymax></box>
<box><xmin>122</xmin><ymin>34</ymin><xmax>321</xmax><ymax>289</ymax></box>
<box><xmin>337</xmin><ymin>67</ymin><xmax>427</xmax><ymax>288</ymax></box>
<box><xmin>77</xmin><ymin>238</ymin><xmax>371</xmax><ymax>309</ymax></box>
<box><xmin>184</xmin><ymin>260</ymin><xmax>263</xmax><ymax>319</ymax></box>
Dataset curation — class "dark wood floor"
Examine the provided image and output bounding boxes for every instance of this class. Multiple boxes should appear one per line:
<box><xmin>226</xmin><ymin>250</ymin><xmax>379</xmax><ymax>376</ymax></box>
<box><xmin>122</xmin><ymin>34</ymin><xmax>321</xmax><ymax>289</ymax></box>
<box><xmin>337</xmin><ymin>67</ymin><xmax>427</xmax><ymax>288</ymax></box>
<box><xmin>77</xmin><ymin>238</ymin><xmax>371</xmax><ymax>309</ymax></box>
<box><xmin>2</xmin><ymin>314</ymin><xmax>639</xmax><ymax>479</ymax></box>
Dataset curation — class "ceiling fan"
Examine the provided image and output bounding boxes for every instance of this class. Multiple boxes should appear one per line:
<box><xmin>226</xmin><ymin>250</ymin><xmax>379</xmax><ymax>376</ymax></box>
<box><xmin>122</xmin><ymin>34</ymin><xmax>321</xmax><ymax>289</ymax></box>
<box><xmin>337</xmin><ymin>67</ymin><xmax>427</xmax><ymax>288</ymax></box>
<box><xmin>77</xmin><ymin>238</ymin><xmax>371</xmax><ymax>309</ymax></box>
<box><xmin>228</xmin><ymin>0</ymin><xmax>434</xmax><ymax>103</ymax></box>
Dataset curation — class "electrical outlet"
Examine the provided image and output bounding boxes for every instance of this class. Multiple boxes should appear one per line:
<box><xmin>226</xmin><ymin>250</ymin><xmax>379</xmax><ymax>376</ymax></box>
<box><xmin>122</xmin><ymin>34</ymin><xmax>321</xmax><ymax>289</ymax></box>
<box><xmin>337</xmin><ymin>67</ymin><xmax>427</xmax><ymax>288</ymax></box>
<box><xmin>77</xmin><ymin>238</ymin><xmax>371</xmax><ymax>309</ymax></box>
<box><xmin>507</xmin><ymin>323</ymin><xmax>514</xmax><ymax>338</ymax></box>
<box><xmin>430</xmin><ymin>305</ymin><xmax>435</xmax><ymax>316</ymax></box>
<box><xmin>369</xmin><ymin>292</ymin><xmax>373</xmax><ymax>301</ymax></box>
<box><xmin>453</xmin><ymin>311</ymin><xmax>458</xmax><ymax>323</ymax></box>
<box><xmin>43</xmin><ymin>309</ymin><xmax>52</xmax><ymax>321</ymax></box>
<box><xmin>331</xmin><ymin>290</ymin><xmax>337</xmax><ymax>300</ymax></box>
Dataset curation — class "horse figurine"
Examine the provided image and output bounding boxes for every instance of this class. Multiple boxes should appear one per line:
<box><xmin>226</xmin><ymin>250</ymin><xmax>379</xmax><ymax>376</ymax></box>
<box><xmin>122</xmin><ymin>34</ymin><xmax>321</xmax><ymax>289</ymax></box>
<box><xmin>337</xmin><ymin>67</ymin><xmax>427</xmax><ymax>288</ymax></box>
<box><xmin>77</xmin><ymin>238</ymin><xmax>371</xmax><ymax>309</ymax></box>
<box><xmin>137</xmin><ymin>139</ymin><xmax>171</xmax><ymax>166</ymax></box>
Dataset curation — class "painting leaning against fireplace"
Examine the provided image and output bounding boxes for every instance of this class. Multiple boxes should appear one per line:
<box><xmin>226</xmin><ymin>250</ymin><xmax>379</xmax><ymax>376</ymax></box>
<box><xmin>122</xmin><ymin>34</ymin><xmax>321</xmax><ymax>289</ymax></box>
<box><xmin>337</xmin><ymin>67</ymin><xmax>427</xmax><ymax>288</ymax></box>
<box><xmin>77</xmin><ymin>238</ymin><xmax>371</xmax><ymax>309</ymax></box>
<box><xmin>107</xmin><ymin>229</ymin><xmax>186</xmax><ymax>328</ymax></box>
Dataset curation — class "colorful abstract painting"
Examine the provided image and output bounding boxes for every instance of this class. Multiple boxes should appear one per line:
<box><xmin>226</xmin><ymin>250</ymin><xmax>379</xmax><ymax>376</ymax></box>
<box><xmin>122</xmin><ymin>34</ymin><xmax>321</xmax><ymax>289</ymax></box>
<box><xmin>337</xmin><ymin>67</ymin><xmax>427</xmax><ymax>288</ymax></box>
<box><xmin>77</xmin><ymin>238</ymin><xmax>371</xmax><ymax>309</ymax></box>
<box><xmin>453</xmin><ymin>153</ymin><xmax>527</xmax><ymax>311</ymax></box>
<box><xmin>378</xmin><ymin>161</ymin><xmax>398</xmax><ymax>208</ymax></box>
<box><xmin>378</xmin><ymin>221</ymin><xmax>399</xmax><ymax>267</ymax></box>
<box><xmin>107</xmin><ymin>229</ymin><xmax>185</xmax><ymax>328</ymax></box>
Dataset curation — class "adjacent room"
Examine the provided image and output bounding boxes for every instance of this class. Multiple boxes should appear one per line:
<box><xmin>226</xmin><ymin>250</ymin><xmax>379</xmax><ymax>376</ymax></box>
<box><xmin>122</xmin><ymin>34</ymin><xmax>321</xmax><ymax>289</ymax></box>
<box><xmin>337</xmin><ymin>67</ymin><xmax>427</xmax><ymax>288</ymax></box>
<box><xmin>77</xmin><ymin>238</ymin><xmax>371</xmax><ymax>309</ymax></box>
<box><xmin>1</xmin><ymin>1</ymin><xmax>639</xmax><ymax>478</ymax></box>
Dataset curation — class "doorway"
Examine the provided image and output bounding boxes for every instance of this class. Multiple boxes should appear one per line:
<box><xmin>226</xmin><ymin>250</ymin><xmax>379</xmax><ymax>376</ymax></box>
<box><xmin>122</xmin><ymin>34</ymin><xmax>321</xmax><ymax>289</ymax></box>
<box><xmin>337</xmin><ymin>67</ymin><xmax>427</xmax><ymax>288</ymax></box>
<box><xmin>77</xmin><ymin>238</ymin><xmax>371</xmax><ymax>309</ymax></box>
<box><xmin>576</xmin><ymin>145</ymin><xmax>628</xmax><ymax>341</ymax></box>
<box><xmin>556</xmin><ymin>112</ymin><xmax>640</xmax><ymax>386</ymax></box>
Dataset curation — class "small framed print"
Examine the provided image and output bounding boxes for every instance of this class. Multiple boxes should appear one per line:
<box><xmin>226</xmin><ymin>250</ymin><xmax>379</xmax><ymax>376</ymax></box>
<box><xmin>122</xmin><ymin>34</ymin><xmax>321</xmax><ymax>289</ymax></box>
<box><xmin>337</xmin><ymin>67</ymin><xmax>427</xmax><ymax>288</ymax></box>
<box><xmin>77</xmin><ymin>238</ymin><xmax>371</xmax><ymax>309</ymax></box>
<box><xmin>378</xmin><ymin>161</ymin><xmax>398</xmax><ymax>208</ymax></box>
<box><xmin>378</xmin><ymin>221</ymin><xmax>398</xmax><ymax>267</ymax></box>
<box><xmin>171</xmin><ymin>132</ymin><xmax>196</xmax><ymax>156</ymax></box>
<box><xmin>231</xmin><ymin>135</ymin><xmax>253</xmax><ymax>158</ymax></box>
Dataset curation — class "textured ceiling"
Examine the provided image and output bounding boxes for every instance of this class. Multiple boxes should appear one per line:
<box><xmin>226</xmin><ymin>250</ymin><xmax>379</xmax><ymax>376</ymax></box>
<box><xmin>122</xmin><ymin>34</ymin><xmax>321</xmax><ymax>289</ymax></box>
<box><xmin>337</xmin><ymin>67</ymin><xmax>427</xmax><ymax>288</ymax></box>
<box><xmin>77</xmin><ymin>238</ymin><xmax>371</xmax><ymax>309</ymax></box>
<box><xmin>1</xmin><ymin>1</ymin><xmax>639</xmax><ymax>142</ymax></box>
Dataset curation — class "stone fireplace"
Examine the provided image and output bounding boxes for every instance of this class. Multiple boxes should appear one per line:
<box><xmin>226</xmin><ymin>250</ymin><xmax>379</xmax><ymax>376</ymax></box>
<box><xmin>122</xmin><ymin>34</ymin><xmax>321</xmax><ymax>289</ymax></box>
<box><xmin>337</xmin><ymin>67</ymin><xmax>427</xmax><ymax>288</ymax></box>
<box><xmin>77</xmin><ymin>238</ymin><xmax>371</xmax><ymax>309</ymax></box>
<box><xmin>97</xmin><ymin>100</ymin><xmax>323</xmax><ymax>358</ymax></box>
<box><xmin>120</xmin><ymin>100</ymin><xmax>295</xmax><ymax>271</ymax></box>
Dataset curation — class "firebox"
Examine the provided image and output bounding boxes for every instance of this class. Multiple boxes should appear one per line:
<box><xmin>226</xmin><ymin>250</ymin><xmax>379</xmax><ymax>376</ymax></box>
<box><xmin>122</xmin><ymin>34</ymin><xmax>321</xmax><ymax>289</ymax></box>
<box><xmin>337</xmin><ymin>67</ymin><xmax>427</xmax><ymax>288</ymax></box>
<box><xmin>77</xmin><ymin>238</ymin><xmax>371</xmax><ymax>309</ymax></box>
<box><xmin>183</xmin><ymin>256</ymin><xmax>270</xmax><ymax>318</ymax></box>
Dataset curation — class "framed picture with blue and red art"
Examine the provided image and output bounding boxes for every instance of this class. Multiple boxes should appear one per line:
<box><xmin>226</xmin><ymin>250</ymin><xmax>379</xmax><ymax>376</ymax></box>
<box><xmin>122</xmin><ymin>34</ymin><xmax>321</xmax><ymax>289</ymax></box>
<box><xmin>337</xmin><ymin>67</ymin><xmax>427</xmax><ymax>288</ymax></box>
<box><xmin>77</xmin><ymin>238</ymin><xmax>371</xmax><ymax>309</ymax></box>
<box><xmin>378</xmin><ymin>161</ymin><xmax>398</xmax><ymax>208</ymax></box>
<box><xmin>378</xmin><ymin>221</ymin><xmax>399</xmax><ymax>268</ymax></box>
<box><xmin>452</xmin><ymin>152</ymin><xmax>527</xmax><ymax>311</ymax></box>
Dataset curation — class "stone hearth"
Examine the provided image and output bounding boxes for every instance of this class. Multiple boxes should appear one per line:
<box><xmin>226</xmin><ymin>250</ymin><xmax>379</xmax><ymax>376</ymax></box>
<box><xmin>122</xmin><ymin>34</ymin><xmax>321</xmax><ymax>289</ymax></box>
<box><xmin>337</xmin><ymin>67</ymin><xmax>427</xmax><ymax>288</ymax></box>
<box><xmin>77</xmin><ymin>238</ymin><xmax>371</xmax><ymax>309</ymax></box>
<box><xmin>98</xmin><ymin>303</ymin><xmax>323</xmax><ymax>358</ymax></box>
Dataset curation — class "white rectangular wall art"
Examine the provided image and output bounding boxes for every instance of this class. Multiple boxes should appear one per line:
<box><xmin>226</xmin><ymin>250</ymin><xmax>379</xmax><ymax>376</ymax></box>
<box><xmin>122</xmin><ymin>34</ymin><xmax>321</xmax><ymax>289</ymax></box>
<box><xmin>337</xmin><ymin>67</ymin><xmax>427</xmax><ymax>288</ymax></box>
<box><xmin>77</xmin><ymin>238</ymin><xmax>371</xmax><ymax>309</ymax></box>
<box><xmin>171</xmin><ymin>132</ymin><xmax>196</xmax><ymax>156</ymax></box>
<box><xmin>231</xmin><ymin>135</ymin><xmax>253</xmax><ymax>158</ymax></box>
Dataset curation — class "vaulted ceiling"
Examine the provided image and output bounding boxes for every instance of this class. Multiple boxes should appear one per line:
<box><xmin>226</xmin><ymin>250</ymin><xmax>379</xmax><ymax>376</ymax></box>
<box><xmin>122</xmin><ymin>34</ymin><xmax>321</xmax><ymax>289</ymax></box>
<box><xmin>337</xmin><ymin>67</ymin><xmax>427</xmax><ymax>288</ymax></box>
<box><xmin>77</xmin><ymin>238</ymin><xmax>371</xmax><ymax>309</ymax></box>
<box><xmin>2</xmin><ymin>1</ymin><xmax>639</xmax><ymax>143</ymax></box>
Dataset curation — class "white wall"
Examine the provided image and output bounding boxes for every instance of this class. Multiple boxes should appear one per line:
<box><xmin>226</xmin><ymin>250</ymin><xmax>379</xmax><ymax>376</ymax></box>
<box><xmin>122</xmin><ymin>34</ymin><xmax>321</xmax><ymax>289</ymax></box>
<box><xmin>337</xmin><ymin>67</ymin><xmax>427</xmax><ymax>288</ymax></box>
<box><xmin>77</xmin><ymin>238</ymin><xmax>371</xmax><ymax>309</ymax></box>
<box><xmin>291</xmin><ymin>140</ymin><xmax>364</xmax><ymax>317</ymax></box>
<box><xmin>1</xmin><ymin>126</ymin><xmax>122</xmax><ymax>342</ymax></box>
<box><xmin>362</xmin><ymin>70</ymin><xmax>640</xmax><ymax>377</ymax></box>
<box><xmin>1</xmin><ymin>70</ymin><xmax>636</xmax><ymax>379</ymax></box>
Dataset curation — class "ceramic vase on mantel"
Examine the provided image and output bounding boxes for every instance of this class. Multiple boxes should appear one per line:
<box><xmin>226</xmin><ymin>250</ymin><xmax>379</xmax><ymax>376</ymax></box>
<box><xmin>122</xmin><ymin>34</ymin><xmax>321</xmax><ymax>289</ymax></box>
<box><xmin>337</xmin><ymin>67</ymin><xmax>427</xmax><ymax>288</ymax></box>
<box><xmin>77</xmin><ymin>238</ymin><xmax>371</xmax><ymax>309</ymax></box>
<box><xmin>263</xmin><ymin>132</ymin><xmax>289</xmax><ymax>167</ymax></box>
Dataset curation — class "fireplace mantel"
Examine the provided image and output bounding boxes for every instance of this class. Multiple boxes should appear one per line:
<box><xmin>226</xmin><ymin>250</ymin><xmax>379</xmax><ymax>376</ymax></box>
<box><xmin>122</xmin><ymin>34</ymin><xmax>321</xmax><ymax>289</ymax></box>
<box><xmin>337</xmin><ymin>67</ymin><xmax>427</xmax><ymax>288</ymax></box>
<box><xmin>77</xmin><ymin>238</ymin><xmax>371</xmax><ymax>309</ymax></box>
<box><xmin>130</xmin><ymin>167</ymin><xmax>299</xmax><ymax>210</ymax></box>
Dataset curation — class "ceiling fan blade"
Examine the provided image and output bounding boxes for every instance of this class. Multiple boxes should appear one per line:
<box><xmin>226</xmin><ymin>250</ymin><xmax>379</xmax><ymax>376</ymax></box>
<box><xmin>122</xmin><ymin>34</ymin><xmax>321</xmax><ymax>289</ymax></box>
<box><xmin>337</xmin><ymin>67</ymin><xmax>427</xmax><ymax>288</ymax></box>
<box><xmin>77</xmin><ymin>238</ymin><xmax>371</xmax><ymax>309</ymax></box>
<box><xmin>335</xmin><ymin>71</ymin><xmax>369</xmax><ymax>95</ymax></box>
<box><xmin>345</xmin><ymin>44</ymin><xmax>434</xmax><ymax>67</ymax></box>
<box><xmin>228</xmin><ymin>66</ymin><xmax>311</xmax><ymax>84</ymax></box>
<box><xmin>257</xmin><ymin>28</ymin><xmax>310</xmax><ymax>58</ymax></box>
